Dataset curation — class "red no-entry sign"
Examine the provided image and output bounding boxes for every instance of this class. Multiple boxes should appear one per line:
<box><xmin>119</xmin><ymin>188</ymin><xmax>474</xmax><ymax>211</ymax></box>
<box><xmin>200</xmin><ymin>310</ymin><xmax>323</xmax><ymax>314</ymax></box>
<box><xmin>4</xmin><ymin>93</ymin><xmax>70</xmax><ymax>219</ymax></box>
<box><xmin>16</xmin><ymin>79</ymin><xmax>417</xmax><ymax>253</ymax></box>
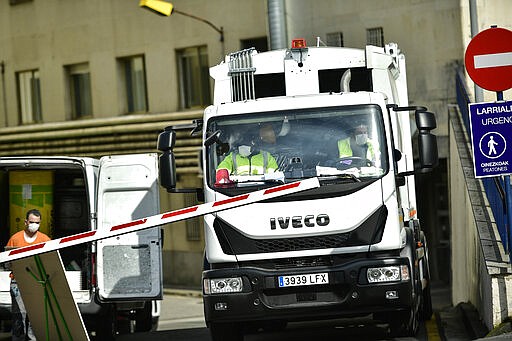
<box><xmin>465</xmin><ymin>27</ymin><xmax>512</xmax><ymax>92</ymax></box>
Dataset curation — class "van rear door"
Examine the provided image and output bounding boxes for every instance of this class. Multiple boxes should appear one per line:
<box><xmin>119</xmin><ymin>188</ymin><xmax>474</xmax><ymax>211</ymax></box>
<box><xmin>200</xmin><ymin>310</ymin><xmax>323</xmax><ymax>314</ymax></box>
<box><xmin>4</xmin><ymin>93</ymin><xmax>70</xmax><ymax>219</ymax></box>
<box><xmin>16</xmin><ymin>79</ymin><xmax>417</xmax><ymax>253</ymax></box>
<box><xmin>96</xmin><ymin>154</ymin><xmax>162</xmax><ymax>301</ymax></box>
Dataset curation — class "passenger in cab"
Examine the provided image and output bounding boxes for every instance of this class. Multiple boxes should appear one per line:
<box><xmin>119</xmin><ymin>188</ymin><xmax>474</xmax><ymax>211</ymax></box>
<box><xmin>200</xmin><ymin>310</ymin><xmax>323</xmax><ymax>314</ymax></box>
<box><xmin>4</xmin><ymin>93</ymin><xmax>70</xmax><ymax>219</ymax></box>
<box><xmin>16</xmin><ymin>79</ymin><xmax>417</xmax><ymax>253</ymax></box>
<box><xmin>215</xmin><ymin>124</ymin><xmax>278</xmax><ymax>185</ymax></box>
<box><xmin>337</xmin><ymin>123</ymin><xmax>377</xmax><ymax>161</ymax></box>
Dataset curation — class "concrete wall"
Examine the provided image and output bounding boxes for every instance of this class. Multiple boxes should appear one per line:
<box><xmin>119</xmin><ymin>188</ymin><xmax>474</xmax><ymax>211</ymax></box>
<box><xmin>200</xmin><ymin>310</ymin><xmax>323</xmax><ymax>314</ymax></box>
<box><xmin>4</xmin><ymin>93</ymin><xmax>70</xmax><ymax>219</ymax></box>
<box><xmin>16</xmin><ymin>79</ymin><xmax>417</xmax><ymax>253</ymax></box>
<box><xmin>0</xmin><ymin>0</ymin><xmax>268</xmax><ymax>126</ymax></box>
<box><xmin>449</xmin><ymin>105</ymin><xmax>512</xmax><ymax>329</ymax></box>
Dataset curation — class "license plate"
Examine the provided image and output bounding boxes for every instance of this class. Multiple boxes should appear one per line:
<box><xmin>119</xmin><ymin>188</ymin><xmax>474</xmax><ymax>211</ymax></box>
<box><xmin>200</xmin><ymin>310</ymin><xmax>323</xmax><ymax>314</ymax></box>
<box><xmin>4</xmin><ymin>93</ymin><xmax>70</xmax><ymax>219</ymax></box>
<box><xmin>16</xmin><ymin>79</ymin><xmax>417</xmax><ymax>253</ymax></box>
<box><xmin>278</xmin><ymin>272</ymin><xmax>329</xmax><ymax>288</ymax></box>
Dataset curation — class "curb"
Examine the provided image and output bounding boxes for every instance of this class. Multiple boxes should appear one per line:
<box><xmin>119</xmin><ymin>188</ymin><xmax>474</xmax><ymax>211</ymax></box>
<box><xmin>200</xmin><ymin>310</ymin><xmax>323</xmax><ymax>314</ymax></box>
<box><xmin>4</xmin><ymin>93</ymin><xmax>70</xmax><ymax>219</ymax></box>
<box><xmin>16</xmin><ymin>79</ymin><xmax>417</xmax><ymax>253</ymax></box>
<box><xmin>458</xmin><ymin>302</ymin><xmax>488</xmax><ymax>339</ymax></box>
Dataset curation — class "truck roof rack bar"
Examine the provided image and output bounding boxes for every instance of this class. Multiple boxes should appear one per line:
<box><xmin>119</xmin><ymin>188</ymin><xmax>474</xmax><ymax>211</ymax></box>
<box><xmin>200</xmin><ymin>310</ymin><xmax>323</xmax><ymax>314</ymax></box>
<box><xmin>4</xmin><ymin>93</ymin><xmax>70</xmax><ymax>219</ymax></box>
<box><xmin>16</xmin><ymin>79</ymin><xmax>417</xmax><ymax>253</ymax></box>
<box><xmin>228</xmin><ymin>48</ymin><xmax>256</xmax><ymax>102</ymax></box>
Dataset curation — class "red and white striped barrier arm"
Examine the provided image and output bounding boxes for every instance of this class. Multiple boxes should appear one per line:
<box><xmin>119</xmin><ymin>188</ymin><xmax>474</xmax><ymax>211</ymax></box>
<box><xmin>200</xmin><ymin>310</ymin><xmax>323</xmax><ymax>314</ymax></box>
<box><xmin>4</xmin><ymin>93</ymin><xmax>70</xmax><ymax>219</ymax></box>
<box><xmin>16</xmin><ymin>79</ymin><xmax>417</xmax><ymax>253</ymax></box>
<box><xmin>0</xmin><ymin>178</ymin><xmax>319</xmax><ymax>264</ymax></box>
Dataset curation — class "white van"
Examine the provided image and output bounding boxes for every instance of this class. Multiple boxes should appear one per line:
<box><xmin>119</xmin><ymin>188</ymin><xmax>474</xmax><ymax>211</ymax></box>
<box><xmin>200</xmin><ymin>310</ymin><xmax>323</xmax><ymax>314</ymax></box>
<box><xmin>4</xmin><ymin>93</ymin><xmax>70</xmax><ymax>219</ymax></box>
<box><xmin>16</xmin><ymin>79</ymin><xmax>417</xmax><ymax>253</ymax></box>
<box><xmin>0</xmin><ymin>154</ymin><xmax>162</xmax><ymax>338</ymax></box>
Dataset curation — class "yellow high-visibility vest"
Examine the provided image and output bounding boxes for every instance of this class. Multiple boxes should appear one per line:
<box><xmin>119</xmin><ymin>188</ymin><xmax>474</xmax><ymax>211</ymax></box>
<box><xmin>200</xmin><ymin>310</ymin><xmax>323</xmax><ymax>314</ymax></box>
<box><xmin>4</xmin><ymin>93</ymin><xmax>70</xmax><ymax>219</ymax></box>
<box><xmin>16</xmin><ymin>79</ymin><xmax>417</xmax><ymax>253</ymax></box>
<box><xmin>337</xmin><ymin>138</ymin><xmax>375</xmax><ymax>159</ymax></box>
<box><xmin>217</xmin><ymin>151</ymin><xmax>278</xmax><ymax>175</ymax></box>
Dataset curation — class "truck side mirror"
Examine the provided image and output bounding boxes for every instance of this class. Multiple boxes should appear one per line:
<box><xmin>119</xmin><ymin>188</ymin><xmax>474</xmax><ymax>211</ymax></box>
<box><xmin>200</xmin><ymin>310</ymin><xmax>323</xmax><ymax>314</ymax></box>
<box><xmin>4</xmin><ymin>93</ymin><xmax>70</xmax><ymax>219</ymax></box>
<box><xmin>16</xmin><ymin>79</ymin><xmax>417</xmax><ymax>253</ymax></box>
<box><xmin>418</xmin><ymin>132</ymin><xmax>438</xmax><ymax>169</ymax></box>
<box><xmin>389</xmin><ymin>105</ymin><xmax>439</xmax><ymax>180</ymax></box>
<box><xmin>157</xmin><ymin>130</ymin><xmax>177</xmax><ymax>191</ymax></box>
<box><xmin>415</xmin><ymin>110</ymin><xmax>437</xmax><ymax>130</ymax></box>
<box><xmin>157</xmin><ymin>128</ymin><xmax>176</xmax><ymax>151</ymax></box>
<box><xmin>158</xmin><ymin>152</ymin><xmax>177</xmax><ymax>190</ymax></box>
<box><xmin>416</xmin><ymin>111</ymin><xmax>438</xmax><ymax>170</ymax></box>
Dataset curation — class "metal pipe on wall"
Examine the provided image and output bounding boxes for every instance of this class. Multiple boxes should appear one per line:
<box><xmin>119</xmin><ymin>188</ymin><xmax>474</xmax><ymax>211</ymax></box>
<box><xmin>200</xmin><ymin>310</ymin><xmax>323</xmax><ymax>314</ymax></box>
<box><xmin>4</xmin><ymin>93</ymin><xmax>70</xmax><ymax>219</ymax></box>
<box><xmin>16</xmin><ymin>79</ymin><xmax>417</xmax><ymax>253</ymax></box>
<box><xmin>469</xmin><ymin>0</ymin><xmax>484</xmax><ymax>102</ymax></box>
<box><xmin>0</xmin><ymin>61</ymin><xmax>7</xmax><ymax>127</ymax></box>
<box><xmin>267</xmin><ymin>0</ymin><xmax>287</xmax><ymax>50</ymax></box>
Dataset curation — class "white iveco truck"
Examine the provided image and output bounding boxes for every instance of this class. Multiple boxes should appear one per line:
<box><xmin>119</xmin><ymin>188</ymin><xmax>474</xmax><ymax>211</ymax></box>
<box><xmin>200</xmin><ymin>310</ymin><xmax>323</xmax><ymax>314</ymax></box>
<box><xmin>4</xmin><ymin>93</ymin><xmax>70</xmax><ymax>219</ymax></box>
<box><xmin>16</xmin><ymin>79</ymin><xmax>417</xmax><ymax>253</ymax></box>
<box><xmin>158</xmin><ymin>39</ymin><xmax>438</xmax><ymax>340</ymax></box>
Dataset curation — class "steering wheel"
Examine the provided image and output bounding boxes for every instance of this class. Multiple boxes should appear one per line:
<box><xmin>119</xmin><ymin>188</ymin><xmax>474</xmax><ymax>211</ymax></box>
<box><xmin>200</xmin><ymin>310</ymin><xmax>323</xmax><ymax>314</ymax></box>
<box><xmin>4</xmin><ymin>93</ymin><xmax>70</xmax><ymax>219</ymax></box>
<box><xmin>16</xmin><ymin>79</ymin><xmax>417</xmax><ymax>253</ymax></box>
<box><xmin>335</xmin><ymin>156</ymin><xmax>373</xmax><ymax>169</ymax></box>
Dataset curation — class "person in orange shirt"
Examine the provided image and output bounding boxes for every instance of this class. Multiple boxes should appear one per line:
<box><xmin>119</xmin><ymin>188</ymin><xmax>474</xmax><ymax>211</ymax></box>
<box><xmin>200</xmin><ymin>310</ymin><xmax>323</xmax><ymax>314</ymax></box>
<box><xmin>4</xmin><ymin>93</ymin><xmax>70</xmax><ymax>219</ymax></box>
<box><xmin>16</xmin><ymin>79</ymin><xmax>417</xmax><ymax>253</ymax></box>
<box><xmin>7</xmin><ymin>209</ymin><xmax>51</xmax><ymax>341</ymax></box>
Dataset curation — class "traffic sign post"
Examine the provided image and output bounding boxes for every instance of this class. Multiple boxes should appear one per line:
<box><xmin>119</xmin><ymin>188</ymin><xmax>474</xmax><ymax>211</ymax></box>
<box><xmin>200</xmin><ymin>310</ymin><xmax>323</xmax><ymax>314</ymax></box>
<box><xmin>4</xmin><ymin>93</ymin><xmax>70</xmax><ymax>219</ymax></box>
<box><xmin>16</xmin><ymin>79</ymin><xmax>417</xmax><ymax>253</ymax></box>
<box><xmin>465</xmin><ymin>26</ymin><xmax>512</xmax><ymax>257</ymax></box>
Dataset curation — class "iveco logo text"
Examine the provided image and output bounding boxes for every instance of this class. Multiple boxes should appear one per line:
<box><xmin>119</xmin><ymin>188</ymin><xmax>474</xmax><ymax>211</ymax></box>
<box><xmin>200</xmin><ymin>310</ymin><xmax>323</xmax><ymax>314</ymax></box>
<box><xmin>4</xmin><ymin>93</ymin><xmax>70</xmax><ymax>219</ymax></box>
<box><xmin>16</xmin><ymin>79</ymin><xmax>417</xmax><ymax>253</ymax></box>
<box><xmin>270</xmin><ymin>214</ymin><xmax>330</xmax><ymax>230</ymax></box>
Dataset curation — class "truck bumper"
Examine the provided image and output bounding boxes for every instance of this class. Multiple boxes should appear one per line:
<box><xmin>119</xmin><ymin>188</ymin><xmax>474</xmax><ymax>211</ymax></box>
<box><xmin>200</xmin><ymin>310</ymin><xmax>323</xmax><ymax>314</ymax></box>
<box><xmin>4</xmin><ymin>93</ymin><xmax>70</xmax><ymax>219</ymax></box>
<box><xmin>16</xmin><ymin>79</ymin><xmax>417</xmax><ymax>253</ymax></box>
<box><xmin>203</xmin><ymin>257</ymin><xmax>414</xmax><ymax>324</ymax></box>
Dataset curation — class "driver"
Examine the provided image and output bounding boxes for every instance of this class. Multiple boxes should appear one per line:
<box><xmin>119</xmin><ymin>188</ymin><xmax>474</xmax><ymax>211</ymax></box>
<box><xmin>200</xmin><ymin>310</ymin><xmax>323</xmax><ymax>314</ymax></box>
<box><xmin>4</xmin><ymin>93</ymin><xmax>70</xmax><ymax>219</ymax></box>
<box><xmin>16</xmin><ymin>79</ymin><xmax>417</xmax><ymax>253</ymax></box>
<box><xmin>216</xmin><ymin>125</ymin><xmax>278</xmax><ymax>184</ymax></box>
<box><xmin>337</xmin><ymin>123</ymin><xmax>376</xmax><ymax>161</ymax></box>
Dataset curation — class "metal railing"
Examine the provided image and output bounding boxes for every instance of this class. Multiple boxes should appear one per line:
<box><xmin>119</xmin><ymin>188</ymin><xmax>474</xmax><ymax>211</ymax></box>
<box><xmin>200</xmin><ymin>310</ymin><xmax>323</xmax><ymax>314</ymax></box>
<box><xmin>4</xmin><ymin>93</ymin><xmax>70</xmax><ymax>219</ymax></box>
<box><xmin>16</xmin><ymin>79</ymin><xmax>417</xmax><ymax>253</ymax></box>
<box><xmin>455</xmin><ymin>67</ymin><xmax>510</xmax><ymax>254</ymax></box>
<box><xmin>228</xmin><ymin>48</ymin><xmax>256</xmax><ymax>102</ymax></box>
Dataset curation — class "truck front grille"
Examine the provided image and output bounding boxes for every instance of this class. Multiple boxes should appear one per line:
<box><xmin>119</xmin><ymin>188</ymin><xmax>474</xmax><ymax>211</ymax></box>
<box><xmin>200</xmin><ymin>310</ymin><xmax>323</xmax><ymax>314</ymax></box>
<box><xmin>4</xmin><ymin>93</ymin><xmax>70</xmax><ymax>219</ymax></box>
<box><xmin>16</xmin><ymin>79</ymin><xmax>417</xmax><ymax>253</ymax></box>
<box><xmin>241</xmin><ymin>256</ymin><xmax>334</xmax><ymax>270</ymax></box>
<box><xmin>254</xmin><ymin>233</ymin><xmax>351</xmax><ymax>253</ymax></box>
<box><xmin>213</xmin><ymin>205</ymin><xmax>387</xmax><ymax>255</ymax></box>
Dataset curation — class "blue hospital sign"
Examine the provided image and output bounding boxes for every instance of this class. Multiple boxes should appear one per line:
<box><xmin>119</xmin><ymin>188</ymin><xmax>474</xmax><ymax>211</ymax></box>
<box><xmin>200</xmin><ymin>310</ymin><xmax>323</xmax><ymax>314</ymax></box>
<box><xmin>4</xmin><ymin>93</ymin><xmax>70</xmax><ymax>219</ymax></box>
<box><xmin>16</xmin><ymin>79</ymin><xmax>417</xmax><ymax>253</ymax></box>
<box><xmin>469</xmin><ymin>100</ymin><xmax>512</xmax><ymax>178</ymax></box>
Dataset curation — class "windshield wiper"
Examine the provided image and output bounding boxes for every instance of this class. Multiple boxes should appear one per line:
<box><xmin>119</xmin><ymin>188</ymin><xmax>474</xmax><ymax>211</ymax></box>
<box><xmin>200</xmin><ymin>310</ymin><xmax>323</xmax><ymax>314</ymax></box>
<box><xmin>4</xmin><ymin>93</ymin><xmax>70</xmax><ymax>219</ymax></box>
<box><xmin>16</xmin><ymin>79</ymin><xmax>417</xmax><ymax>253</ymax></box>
<box><xmin>317</xmin><ymin>173</ymin><xmax>361</xmax><ymax>182</ymax></box>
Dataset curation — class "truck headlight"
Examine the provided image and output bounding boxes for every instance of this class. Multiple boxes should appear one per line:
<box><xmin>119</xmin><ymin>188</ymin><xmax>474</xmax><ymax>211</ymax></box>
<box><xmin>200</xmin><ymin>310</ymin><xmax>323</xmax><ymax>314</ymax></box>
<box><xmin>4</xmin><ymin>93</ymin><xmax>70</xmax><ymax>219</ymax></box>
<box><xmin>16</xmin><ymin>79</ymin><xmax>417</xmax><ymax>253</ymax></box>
<box><xmin>204</xmin><ymin>277</ymin><xmax>243</xmax><ymax>294</ymax></box>
<box><xmin>367</xmin><ymin>265</ymin><xmax>409</xmax><ymax>283</ymax></box>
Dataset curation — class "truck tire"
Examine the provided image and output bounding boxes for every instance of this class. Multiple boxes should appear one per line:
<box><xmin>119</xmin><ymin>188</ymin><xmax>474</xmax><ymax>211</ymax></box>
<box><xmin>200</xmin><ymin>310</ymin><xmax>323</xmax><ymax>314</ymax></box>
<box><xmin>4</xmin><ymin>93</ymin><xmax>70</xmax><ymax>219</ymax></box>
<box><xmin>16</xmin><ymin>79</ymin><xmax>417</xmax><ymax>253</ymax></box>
<box><xmin>389</xmin><ymin>308</ymin><xmax>419</xmax><ymax>337</ymax></box>
<box><xmin>94</xmin><ymin>305</ymin><xmax>116</xmax><ymax>340</ymax></box>
<box><xmin>419</xmin><ymin>232</ymin><xmax>433</xmax><ymax>321</ymax></box>
<box><xmin>135</xmin><ymin>301</ymin><xmax>153</xmax><ymax>332</ymax></box>
<box><xmin>209</xmin><ymin>322</ymin><xmax>243</xmax><ymax>341</ymax></box>
<box><xmin>389</xmin><ymin>228</ymin><xmax>420</xmax><ymax>336</ymax></box>
<box><xmin>420</xmin><ymin>279</ymin><xmax>433</xmax><ymax>321</ymax></box>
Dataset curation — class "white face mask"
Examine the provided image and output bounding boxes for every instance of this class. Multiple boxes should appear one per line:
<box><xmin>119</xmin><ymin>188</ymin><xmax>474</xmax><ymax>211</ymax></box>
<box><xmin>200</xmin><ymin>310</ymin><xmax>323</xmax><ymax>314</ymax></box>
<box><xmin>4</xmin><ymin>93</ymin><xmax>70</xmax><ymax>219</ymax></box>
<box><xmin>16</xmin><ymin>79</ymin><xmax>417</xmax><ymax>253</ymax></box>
<box><xmin>27</xmin><ymin>223</ymin><xmax>40</xmax><ymax>233</ymax></box>
<box><xmin>355</xmin><ymin>133</ymin><xmax>368</xmax><ymax>145</ymax></box>
<box><xmin>238</xmin><ymin>145</ymin><xmax>252</xmax><ymax>157</ymax></box>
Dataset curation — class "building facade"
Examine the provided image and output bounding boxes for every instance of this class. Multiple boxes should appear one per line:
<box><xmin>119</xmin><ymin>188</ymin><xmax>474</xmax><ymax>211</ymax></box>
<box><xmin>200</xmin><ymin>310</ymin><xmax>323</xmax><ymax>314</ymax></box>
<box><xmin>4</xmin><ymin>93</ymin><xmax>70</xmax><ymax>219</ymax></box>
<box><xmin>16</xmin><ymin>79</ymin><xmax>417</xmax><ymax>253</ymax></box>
<box><xmin>0</xmin><ymin>0</ymin><xmax>510</xmax><ymax>287</ymax></box>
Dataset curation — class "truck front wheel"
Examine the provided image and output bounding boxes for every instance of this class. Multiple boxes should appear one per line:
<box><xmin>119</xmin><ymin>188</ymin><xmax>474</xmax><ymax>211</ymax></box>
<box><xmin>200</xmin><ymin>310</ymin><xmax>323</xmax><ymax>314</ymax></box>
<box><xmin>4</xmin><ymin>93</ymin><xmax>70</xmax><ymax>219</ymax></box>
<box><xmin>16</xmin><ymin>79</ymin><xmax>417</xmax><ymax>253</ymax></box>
<box><xmin>209</xmin><ymin>322</ymin><xmax>244</xmax><ymax>341</ymax></box>
<box><xmin>388</xmin><ymin>309</ymin><xmax>419</xmax><ymax>337</ymax></box>
<box><xmin>135</xmin><ymin>301</ymin><xmax>153</xmax><ymax>332</ymax></box>
<box><xmin>419</xmin><ymin>232</ymin><xmax>433</xmax><ymax>321</ymax></box>
<box><xmin>94</xmin><ymin>305</ymin><xmax>116</xmax><ymax>340</ymax></box>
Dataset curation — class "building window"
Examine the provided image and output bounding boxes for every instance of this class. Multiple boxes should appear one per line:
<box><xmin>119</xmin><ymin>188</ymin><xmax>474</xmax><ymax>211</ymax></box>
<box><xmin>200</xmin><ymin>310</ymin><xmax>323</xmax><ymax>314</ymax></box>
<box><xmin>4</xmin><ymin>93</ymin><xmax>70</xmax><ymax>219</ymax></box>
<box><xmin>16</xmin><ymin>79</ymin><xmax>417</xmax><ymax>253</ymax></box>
<box><xmin>367</xmin><ymin>27</ymin><xmax>384</xmax><ymax>47</ymax></box>
<box><xmin>241</xmin><ymin>37</ymin><xmax>268</xmax><ymax>52</ymax></box>
<box><xmin>17</xmin><ymin>69</ymin><xmax>42</xmax><ymax>124</ymax></box>
<box><xmin>326</xmin><ymin>32</ymin><xmax>344</xmax><ymax>47</ymax></box>
<box><xmin>177</xmin><ymin>46</ymin><xmax>211</xmax><ymax>109</ymax></box>
<box><xmin>118</xmin><ymin>55</ymin><xmax>148</xmax><ymax>114</ymax></box>
<box><xmin>66</xmin><ymin>63</ymin><xmax>92</xmax><ymax>119</ymax></box>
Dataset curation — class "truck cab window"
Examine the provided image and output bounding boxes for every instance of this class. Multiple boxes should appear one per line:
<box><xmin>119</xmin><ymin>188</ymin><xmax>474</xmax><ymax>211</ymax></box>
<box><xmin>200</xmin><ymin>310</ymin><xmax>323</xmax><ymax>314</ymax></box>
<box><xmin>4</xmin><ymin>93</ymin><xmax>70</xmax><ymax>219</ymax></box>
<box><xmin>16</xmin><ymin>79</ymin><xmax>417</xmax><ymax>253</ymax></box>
<box><xmin>206</xmin><ymin>105</ymin><xmax>388</xmax><ymax>190</ymax></box>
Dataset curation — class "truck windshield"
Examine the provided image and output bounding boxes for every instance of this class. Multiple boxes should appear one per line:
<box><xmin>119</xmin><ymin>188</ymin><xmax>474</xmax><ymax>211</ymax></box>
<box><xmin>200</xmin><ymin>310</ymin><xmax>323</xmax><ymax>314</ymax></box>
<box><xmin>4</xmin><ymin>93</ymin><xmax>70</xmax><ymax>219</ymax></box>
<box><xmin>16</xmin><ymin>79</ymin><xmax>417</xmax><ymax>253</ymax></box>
<box><xmin>206</xmin><ymin>105</ymin><xmax>388</xmax><ymax>189</ymax></box>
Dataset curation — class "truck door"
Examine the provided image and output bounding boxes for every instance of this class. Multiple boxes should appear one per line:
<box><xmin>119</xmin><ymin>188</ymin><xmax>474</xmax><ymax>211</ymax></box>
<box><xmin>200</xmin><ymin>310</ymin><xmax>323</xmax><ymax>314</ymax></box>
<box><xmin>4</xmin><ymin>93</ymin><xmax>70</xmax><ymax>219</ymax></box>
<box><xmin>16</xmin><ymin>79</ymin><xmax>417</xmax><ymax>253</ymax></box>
<box><xmin>96</xmin><ymin>154</ymin><xmax>163</xmax><ymax>301</ymax></box>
